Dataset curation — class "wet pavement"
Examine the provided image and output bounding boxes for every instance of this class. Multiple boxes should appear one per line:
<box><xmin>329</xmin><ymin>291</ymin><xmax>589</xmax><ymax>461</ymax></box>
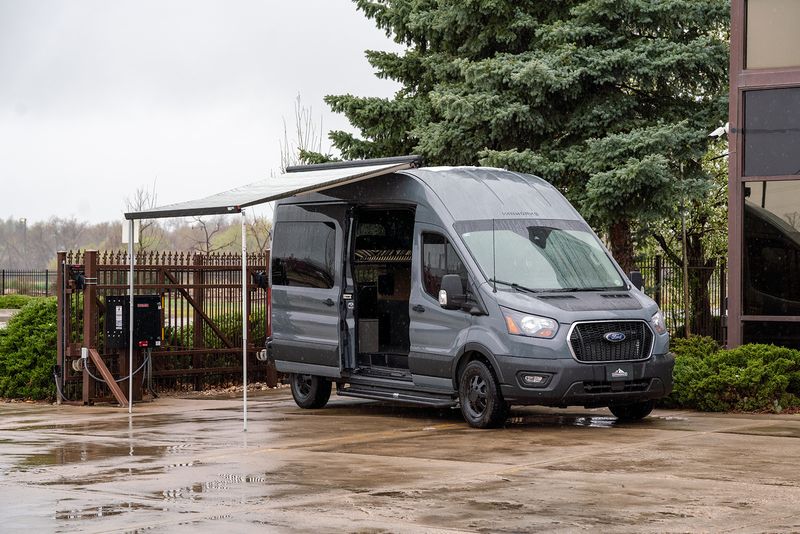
<box><xmin>1</xmin><ymin>390</ymin><xmax>800</xmax><ymax>533</ymax></box>
<box><xmin>0</xmin><ymin>309</ymin><xmax>18</xmax><ymax>329</ymax></box>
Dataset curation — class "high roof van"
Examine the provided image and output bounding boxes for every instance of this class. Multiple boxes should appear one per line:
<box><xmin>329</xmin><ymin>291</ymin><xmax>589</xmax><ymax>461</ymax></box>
<box><xmin>266</xmin><ymin>158</ymin><xmax>674</xmax><ymax>428</ymax></box>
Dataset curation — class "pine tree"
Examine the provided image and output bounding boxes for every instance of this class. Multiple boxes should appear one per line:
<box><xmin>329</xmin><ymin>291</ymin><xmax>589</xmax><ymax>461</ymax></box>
<box><xmin>322</xmin><ymin>0</ymin><xmax>729</xmax><ymax>271</ymax></box>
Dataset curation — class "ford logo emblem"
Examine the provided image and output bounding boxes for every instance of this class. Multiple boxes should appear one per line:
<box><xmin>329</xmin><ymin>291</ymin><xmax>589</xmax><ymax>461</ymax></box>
<box><xmin>604</xmin><ymin>332</ymin><xmax>626</xmax><ymax>342</ymax></box>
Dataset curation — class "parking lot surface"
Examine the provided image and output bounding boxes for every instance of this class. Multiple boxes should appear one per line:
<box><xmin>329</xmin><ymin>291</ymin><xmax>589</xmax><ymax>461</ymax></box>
<box><xmin>1</xmin><ymin>389</ymin><xmax>799</xmax><ymax>533</ymax></box>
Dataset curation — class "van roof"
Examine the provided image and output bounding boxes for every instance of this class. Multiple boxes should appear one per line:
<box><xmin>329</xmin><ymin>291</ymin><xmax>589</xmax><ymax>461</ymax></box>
<box><xmin>402</xmin><ymin>166</ymin><xmax>582</xmax><ymax>222</ymax></box>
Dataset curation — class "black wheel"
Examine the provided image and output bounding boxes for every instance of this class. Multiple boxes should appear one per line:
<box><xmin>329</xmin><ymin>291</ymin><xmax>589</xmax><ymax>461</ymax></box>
<box><xmin>609</xmin><ymin>400</ymin><xmax>654</xmax><ymax>421</ymax></box>
<box><xmin>289</xmin><ymin>373</ymin><xmax>331</xmax><ymax>409</ymax></box>
<box><xmin>458</xmin><ymin>360</ymin><xmax>508</xmax><ymax>429</ymax></box>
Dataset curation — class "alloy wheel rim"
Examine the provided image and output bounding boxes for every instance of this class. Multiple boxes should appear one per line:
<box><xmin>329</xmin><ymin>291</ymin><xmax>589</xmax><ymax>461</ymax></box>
<box><xmin>295</xmin><ymin>374</ymin><xmax>313</xmax><ymax>398</ymax></box>
<box><xmin>465</xmin><ymin>373</ymin><xmax>488</xmax><ymax>417</ymax></box>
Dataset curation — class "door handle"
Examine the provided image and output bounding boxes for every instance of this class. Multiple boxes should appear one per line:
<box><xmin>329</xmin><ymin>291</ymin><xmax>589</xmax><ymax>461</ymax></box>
<box><xmin>323</xmin><ymin>298</ymin><xmax>335</xmax><ymax>307</ymax></box>
<box><xmin>412</xmin><ymin>304</ymin><xmax>425</xmax><ymax>313</ymax></box>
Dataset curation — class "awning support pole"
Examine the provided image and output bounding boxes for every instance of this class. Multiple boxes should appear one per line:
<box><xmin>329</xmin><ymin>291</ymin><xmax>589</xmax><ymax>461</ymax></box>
<box><xmin>241</xmin><ymin>210</ymin><xmax>248</xmax><ymax>432</ymax></box>
<box><xmin>128</xmin><ymin>219</ymin><xmax>134</xmax><ymax>415</ymax></box>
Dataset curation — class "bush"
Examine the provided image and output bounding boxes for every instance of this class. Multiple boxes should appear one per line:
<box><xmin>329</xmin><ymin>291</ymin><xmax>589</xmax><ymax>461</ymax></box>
<box><xmin>0</xmin><ymin>298</ymin><xmax>57</xmax><ymax>400</ymax></box>
<box><xmin>0</xmin><ymin>295</ymin><xmax>44</xmax><ymax>309</ymax></box>
<box><xmin>663</xmin><ymin>336</ymin><xmax>800</xmax><ymax>412</ymax></box>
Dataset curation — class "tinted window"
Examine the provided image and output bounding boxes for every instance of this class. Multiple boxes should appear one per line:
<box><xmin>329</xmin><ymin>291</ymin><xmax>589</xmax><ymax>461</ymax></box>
<box><xmin>271</xmin><ymin>222</ymin><xmax>336</xmax><ymax>288</ymax></box>
<box><xmin>422</xmin><ymin>233</ymin><xmax>468</xmax><ymax>298</ymax></box>
<box><xmin>743</xmin><ymin>181</ymin><xmax>800</xmax><ymax>315</ymax></box>
<box><xmin>744</xmin><ymin>88</ymin><xmax>800</xmax><ymax>176</ymax></box>
<box><xmin>744</xmin><ymin>321</ymin><xmax>800</xmax><ymax>349</ymax></box>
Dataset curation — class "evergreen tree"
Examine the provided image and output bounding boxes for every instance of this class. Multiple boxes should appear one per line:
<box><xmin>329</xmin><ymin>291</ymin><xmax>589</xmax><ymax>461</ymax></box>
<box><xmin>322</xmin><ymin>0</ymin><xmax>729</xmax><ymax>271</ymax></box>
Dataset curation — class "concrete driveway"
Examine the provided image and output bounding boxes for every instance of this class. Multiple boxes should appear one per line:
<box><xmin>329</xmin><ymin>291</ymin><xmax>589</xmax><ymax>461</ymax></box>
<box><xmin>0</xmin><ymin>308</ymin><xmax>18</xmax><ymax>329</ymax></box>
<box><xmin>1</xmin><ymin>389</ymin><xmax>799</xmax><ymax>533</ymax></box>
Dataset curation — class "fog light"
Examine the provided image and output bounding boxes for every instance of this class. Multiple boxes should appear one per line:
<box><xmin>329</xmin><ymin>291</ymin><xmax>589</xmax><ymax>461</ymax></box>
<box><xmin>519</xmin><ymin>372</ymin><xmax>551</xmax><ymax>388</ymax></box>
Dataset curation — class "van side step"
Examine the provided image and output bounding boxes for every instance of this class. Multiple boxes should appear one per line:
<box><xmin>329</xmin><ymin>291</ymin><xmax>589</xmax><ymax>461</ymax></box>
<box><xmin>337</xmin><ymin>384</ymin><xmax>456</xmax><ymax>408</ymax></box>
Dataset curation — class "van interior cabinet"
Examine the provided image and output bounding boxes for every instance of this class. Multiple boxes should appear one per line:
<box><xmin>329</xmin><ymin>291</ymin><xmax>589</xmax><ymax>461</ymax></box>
<box><xmin>352</xmin><ymin>208</ymin><xmax>415</xmax><ymax>371</ymax></box>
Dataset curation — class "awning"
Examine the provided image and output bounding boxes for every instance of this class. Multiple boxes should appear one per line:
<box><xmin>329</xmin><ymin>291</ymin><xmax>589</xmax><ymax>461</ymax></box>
<box><xmin>120</xmin><ymin>155</ymin><xmax>420</xmax><ymax>430</ymax></box>
<box><xmin>124</xmin><ymin>156</ymin><xmax>420</xmax><ymax>220</ymax></box>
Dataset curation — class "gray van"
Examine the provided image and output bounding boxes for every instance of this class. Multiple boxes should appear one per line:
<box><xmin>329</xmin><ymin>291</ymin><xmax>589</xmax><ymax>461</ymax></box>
<box><xmin>266</xmin><ymin>159</ymin><xmax>673</xmax><ymax>428</ymax></box>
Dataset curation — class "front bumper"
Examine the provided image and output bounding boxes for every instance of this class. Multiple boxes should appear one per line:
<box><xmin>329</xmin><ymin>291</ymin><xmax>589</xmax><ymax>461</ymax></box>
<box><xmin>497</xmin><ymin>352</ymin><xmax>674</xmax><ymax>407</ymax></box>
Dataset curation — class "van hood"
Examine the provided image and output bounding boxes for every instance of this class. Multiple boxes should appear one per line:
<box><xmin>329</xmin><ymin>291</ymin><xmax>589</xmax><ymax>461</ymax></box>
<box><xmin>487</xmin><ymin>285</ymin><xmax>654</xmax><ymax>320</ymax></box>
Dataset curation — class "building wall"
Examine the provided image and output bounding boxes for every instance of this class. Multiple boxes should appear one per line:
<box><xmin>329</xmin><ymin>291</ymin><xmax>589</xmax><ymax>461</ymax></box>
<box><xmin>729</xmin><ymin>0</ymin><xmax>800</xmax><ymax>347</ymax></box>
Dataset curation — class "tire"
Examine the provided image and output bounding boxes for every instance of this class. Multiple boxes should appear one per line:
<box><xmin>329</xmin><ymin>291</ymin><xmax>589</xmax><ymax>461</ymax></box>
<box><xmin>458</xmin><ymin>360</ymin><xmax>508</xmax><ymax>429</ymax></box>
<box><xmin>609</xmin><ymin>400</ymin><xmax>654</xmax><ymax>421</ymax></box>
<box><xmin>289</xmin><ymin>373</ymin><xmax>331</xmax><ymax>409</ymax></box>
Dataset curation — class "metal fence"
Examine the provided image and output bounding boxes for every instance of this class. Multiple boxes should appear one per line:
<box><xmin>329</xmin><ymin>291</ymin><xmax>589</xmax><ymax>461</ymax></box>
<box><xmin>639</xmin><ymin>255</ymin><xmax>727</xmax><ymax>343</ymax></box>
<box><xmin>0</xmin><ymin>269</ymin><xmax>55</xmax><ymax>296</ymax></box>
<box><xmin>54</xmin><ymin>249</ymin><xmax>727</xmax><ymax>405</ymax></box>
<box><xmin>57</xmin><ymin>250</ymin><xmax>275</xmax><ymax>404</ymax></box>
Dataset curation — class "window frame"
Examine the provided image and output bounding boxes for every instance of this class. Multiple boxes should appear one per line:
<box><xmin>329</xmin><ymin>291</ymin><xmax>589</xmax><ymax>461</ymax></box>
<box><xmin>420</xmin><ymin>231</ymin><xmax>469</xmax><ymax>302</ymax></box>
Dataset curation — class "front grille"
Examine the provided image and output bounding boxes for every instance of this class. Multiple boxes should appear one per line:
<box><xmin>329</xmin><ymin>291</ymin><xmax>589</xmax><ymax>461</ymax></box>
<box><xmin>569</xmin><ymin>321</ymin><xmax>653</xmax><ymax>362</ymax></box>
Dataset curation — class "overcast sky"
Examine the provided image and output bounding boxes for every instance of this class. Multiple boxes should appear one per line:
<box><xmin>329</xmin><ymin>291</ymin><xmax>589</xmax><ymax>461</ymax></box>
<box><xmin>0</xmin><ymin>0</ymin><xmax>401</xmax><ymax>224</ymax></box>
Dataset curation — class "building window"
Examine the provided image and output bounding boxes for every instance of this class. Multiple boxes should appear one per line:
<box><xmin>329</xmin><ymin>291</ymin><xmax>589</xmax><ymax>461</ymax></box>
<box><xmin>746</xmin><ymin>0</ymin><xmax>800</xmax><ymax>70</ymax></box>
<box><xmin>271</xmin><ymin>222</ymin><xmax>336</xmax><ymax>288</ymax></box>
<box><xmin>421</xmin><ymin>233</ymin><xmax>467</xmax><ymax>298</ymax></box>
<box><xmin>744</xmin><ymin>87</ymin><xmax>800</xmax><ymax>176</ymax></box>
<box><xmin>743</xmin><ymin>181</ymin><xmax>800</xmax><ymax>315</ymax></box>
<box><xmin>743</xmin><ymin>321</ymin><xmax>800</xmax><ymax>349</ymax></box>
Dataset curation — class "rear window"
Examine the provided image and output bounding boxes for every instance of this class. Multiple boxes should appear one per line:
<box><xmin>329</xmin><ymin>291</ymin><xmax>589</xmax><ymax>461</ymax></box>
<box><xmin>271</xmin><ymin>222</ymin><xmax>336</xmax><ymax>289</ymax></box>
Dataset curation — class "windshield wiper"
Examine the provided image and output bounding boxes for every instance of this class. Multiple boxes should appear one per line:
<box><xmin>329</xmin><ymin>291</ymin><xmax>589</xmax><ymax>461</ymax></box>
<box><xmin>488</xmin><ymin>278</ymin><xmax>541</xmax><ymax>294</ymax></box>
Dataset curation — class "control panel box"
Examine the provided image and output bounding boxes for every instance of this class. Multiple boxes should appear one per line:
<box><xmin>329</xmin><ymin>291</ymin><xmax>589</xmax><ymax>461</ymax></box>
<box><xmin>105</xmin><ymin>295</ymin><xmax>163</xmax><ymax>350</ymax></box>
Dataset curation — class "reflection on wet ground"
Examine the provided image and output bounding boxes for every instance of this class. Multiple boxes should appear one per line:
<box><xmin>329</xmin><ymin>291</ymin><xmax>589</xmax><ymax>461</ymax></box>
<box><xmin>55</xmin><ymin>502</ymin><xmax>158</xmax><ymax>521</ymax></box>
<box><xmin>1</xmin><ymin>390</ymin><xmax>799</xmax><ymax>532</ymax></box>
<box><xmin>21</xmin><ymin>443</ymin><xmax>168</xmax><ymax>467</ymax></box>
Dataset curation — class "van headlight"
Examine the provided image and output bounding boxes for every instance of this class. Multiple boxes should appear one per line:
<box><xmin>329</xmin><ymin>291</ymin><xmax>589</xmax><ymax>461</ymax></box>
<box><xmin>651</xmin><ymin>310</ymin><xmax>667</xmax><ymax>335</ymax></box>
<box><xmin>502</xmin><ymin>309</ymin><xmax>558</xmax><ymax>339</ymax></box>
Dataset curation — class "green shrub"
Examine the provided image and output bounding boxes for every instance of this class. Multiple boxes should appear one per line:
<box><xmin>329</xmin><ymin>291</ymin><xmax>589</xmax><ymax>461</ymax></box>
<box><xmin>0</xmin><ymin>295</ymin><xmax>44</xmax><ymax>309</ymax></box>
<box><xmin>671</xmin><ymin>336</ymin><xmax>720</xmax><ymax>360</ymax></box>
<box><xmin>663</xmin><ymin>336</ymin><xmax>800</xmax><ymax>412</ymax></box>
<box><xmin>0</xmin><ymin>298</ymin><xmax>57</xmax><ymax>400</ymax></box>
<box><xmin>201</xmin><ymin>310</ymin><xmax>266</xmax><ymax>349</ymax></box>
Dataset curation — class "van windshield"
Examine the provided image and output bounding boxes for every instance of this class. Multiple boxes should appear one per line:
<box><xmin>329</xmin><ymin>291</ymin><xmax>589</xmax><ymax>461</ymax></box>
<box><xmin>456</xmin><ymin>219</ymin><xmax>625</xmax><ymax>292</ymax></box>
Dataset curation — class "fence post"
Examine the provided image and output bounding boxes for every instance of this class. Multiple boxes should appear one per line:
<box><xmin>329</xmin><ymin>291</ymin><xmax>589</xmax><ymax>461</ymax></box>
<box><xmin>720</xmin><ymin>258</ymin><xmax>727</xmax><ymax>345</ymax></box>
<box><xmin>192</xmin><ymin>254</ymin><xmax>205</xmax><ymax>391</ymax></box>
<box><xmin>1</xmin><ymin>269</ymin><xmax>4</xmax><ymax>295</ymax></box>
<box><xmin>654</xmin><ymin>255</ymin><xmax>663</xmax><ymax>307</ymax></box>
<box><xmin>82</xmin><ymin>250</ymin><xmax>98</xmax><ymax>404</ymax></box>
<box><xmin>245</xmin><ymin>256</ymin><xmax>252</xmax><ymax>353</ymax></box>
<box><xmin>45</xmin><ymin>270</ymin><xmax>50</xmax><ymax>296</ymax></box>
<box><xmin>56</xmin><ymin>253</ymin><xmax>66</xmax><ymax>403</ymax></box>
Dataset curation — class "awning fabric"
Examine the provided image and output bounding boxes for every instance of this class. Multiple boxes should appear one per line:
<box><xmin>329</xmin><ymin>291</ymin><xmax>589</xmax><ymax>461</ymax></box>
<box><xmin>124</xmin><ymin>159</ymin><xmax>415</xmax><ymax>220</ymax></box>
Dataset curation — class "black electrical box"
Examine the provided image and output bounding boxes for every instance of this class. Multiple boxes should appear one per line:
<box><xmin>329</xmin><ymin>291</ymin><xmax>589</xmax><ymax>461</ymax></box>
<box><xmin>105</xmin><ymin>295</ymin><xmax>163</xmax><ymax>350</ymax></box>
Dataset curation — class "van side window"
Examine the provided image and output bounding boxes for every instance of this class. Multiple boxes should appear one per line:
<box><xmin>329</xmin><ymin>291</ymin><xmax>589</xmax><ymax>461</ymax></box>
<box><xmin>421</xmin><ymin>233</ymin><xmax>468</xmax><ymax>298</ymax></box>
<box><xmin>271</xmin><ymin>222</ymin><xmax>336</xmax><ymax>289</ymax></box>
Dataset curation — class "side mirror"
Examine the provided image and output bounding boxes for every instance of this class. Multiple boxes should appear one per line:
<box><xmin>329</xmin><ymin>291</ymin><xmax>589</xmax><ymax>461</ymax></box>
<box><xmin>439</xmin><ymin>274</ymin><xmax>465</xmax><ymax>310</ymax></box>
<box><xmin>629</xmin><ymin>270</ymin><xmax>643</xmax><ymax>291</ymax></box>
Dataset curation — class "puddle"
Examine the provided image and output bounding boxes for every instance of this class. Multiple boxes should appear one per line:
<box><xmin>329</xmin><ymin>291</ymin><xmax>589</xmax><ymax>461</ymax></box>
<box><xmin>157</xmin><ymin>473</ymin><xmax>268</xmax><ymax>501</ymax></box>
<box><xmin>20</xmin><ymin>442</ymin><xmax>168</xmax><ymax>467</ymax></box>
<box><xmin>724</xmin><ymin>424</ymin><xmax>800</xmax><ymax>439</ymax></box>
<box><xmin>506</xmin><ymin>414</ymin><xmax>619</xmax><ymax>429</ymax></box>
<box><xmin>54</xmin><ymin>502</ymin><xmax>156</xmax><ymax>520</ymax></box>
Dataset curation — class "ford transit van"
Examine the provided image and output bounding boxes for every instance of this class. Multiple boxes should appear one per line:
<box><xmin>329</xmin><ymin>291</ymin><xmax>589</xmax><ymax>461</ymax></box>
<box><xmin>266</xmin><ymin>159</ymin><xmax>674</xmax><ymax>428</ymax></box>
